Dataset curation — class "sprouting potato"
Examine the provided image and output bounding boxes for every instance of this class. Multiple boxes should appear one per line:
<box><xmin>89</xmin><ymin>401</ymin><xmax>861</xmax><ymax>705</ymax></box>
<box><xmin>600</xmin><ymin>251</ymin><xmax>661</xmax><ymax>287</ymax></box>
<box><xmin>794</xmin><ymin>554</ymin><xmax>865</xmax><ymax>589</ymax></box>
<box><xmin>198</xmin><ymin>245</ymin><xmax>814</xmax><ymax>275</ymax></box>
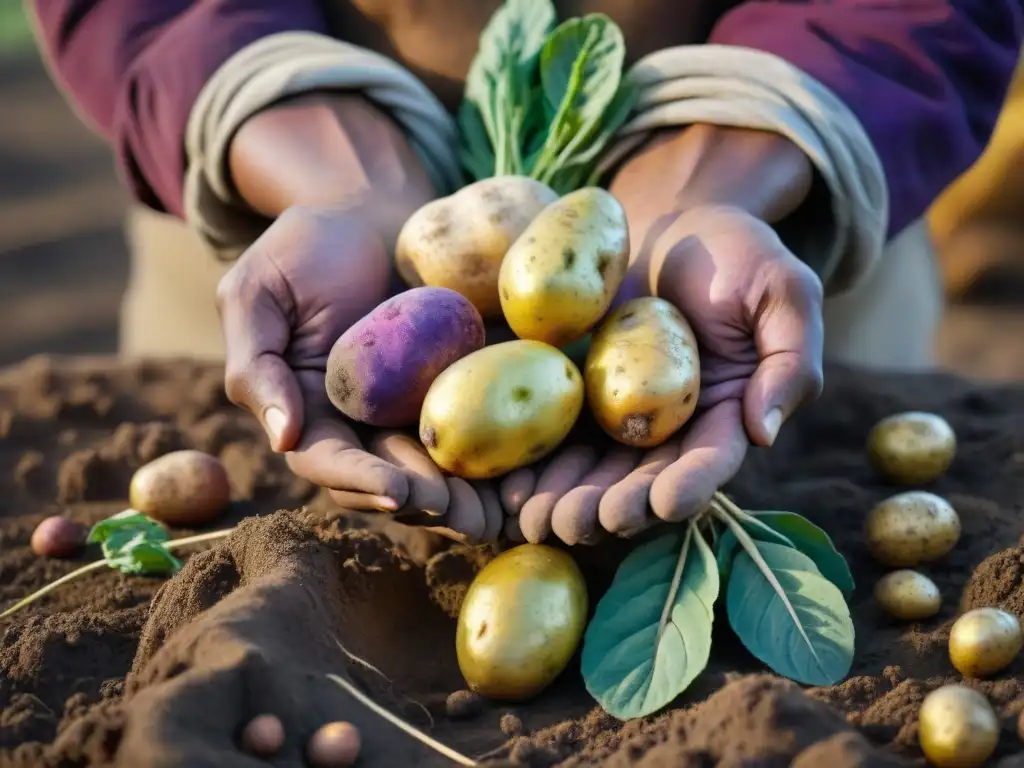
<box><xmin>456</xmin><ymin>544</ymin><xmax>588</xmax><ymax>700</ymax></box>
<box><xmin>918</xmin><ymin>684</ymin><xmax>999</xmax><ymax>768</ymax></box>
<box><xmin>873</xmin><ymin>570</ymin><xmax>941</xmax><ymax>620</ymax></box>
<box><xmin>395</xmin><ymin>177</ymin><xmax>558</xmax><ymax>318</ymax></box>
<box><xmin>498</xmin><ymin>187</ymin><xmax>629</xmax><ymax>347</ymax></box>
<box><xmin>129</xmin><ymin>450</ymin><xmax>231</xmax><ymax>526</ymax></box>
<box><xmin>867</xmin><ymin>411</ymin><xmax>956</xmax><ymax>485</ymax></box>
<box><xmin>949</xmin><ymin>607</ymin><xmax>1023</xmax><ymax>678</ymax></box>
<box><xmin>584</xmin><ymin>297</ymin><xmax>700</xmax><ymax>448</ymax></box>
<box><xmin>419</xmin><ymin>340</ymin><xmax>584</xmax><ymax>479</ymax></box>
<box><xmin>864</xmin><ymin>491</ymin><xmax>960</xmax><ymax>567</ymax></box>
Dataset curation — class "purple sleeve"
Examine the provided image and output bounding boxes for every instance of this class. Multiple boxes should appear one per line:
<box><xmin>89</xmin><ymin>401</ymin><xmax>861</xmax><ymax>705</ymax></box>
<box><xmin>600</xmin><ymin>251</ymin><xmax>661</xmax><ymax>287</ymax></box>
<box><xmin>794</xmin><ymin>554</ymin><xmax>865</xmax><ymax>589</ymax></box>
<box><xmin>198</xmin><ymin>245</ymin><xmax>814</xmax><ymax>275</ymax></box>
<box><xmin>30</xmin><ymin>0</ymin><xmax>329</xmax><ymax>217</ymax></box>
<box><xmin>709</xmin><ymin>1</ymin><xmax>1024</xmax><ymax>238</ymax></box>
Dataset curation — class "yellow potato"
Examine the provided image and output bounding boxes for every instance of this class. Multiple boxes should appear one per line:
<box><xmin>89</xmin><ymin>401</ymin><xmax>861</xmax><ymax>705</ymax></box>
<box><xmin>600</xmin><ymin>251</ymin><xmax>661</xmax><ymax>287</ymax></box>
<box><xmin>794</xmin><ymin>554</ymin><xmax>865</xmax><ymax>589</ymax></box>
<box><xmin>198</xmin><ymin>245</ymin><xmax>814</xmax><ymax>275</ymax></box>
<box><xmin>949</xmin><ymin>607</ymin><xmax>1023</xmax><ymax>678</ymax></box>
<box><xmin>864</xmin><ymin>491</ymin><xmax>960</xmax><ymax>567</ymax></box>
<box><xmin>456</xmin><ymin>544</ymin><xmax>587</xmax><ymax>700</ymax></box>
<box><xmin>129</xmin><ymin>450</ymin><xmax>231</xmax><ymax>526</ymax></box>
<box><xmin>419</xmin><ymin>340</ymin><xmax>584</xmax><ymax>479</ymax></box>
<box><xmin>584</xmin><ymin>297</ymin><xmax>700</xmax><ymax>447</ymax></box>
<box><xmin>498</xmin><ymin>187</ymin><xmax>629</xmax><ymax>347</ymax></box>
<box><xmin>918</xmin><ymin>684</ymin><xmax>999</xmax><ymax>768</ymax></box>
<box><xmin>867</xmin><ymin>411</ymin><xmax>956</xmax><ymax>485</ymax></box>
<box><xmin>873</xmin><ymin>570</ymin><xmax>941</xmax><ymax>620</ymax></box>
<box><xmin>395</xmin><ymin>177</ymin><xmax>558</xmax><ymax>318</ymax></box>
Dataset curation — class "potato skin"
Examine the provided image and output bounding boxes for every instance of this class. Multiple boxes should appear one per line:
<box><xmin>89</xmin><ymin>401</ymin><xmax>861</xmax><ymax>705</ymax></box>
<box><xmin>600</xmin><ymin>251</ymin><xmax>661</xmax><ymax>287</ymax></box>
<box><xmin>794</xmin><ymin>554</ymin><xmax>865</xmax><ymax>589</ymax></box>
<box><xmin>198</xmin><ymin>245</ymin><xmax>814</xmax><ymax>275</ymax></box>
<box><xmin>873</xmin><ymin>570</ymin><xmax>941</xmax><ymax>620</ymax></box>
<box><xmin>584</xmin><ymin>297</ymin><xmax>700</xmax><ymax>448</ymax></box>
<box><xmin>499</xmin><ymin>187</ymin><xmax>629</xmax><ymax>347</ymax></box>
<box><xmin>325</xmin><ymin>287</ymin><xmax>485</xmax><ymax>427</ymax></box>
<box><xmin>918</xmin><ymin>685</ymin><xmax>998</xmax><ymax>768</ymax></box>
<box><xmin>457</xmin><ymin>544</ymin><xmax>587</xmax><ymax>700</ymax></box>
<box><xmin>419</xmin><ymin>340</ymin><xmax>584</xmax><ymax>479</ymax></box>
<box><xmin>396</xmin><ymin>177</ymin><xmax>558</xmax><ymax>317</ymax></box>
<box><xmin>867</xmin><ymin>411</ymin><xmax>956</xmax><ymax>485</ymax></box>
<box><xmin>31</xmin><ymin>516</ymin><xmax>86</xmax><ymax>558</ymax></box>
<box><xmin>864</xmin><ymin>491</ymin><xmax>960</xmax><ymax>567</ymax></box>
<box><xmin>129</xmin><ymin>450</ymin><xmax>230</xmax><ymax>526</ymax></box>
<box><xmin>949</xmin><ymin>607</ymin><xmax>1023</xmax><ymax>678</ymax></box>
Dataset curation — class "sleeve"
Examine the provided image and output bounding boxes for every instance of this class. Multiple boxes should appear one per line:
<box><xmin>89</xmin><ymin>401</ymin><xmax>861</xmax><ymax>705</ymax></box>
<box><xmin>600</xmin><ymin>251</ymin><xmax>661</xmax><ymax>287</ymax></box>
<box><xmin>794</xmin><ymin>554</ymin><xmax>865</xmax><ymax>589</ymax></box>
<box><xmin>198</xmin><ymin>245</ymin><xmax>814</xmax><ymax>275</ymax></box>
<box><xmin>708</xmin><ymin>0</ymin><xmax>1024</xmax><ymax>239</ymax></box>
<box><xmin>28</xmin><ymin>0</ymin><xmax>328</xmax><ymax>217</ymax></box>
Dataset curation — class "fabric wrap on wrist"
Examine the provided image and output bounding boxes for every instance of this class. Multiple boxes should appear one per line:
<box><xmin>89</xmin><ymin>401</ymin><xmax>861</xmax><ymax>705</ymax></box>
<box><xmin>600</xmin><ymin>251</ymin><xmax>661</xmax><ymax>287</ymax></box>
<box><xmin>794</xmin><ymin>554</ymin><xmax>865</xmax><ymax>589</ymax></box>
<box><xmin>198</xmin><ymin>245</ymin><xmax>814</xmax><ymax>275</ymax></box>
<box><xmin>595</xmin><ymin>44</ymin><xmax>888</xmax><ymax>296</ymax></box>
<box><xmin>183</xmin><ymin>31</ymin><xmax>463</xmax><ymax>259</ymax></box>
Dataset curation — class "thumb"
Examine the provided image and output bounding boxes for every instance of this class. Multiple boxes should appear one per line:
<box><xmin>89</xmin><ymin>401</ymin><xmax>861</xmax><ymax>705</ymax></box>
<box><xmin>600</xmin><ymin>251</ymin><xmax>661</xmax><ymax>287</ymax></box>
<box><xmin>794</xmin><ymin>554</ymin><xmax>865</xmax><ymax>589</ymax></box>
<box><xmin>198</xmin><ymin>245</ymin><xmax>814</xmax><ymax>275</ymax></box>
<box><xmin>218</xmin><ymin>270</ymin><xmax>304</xmax><ymax>452</ymax></box>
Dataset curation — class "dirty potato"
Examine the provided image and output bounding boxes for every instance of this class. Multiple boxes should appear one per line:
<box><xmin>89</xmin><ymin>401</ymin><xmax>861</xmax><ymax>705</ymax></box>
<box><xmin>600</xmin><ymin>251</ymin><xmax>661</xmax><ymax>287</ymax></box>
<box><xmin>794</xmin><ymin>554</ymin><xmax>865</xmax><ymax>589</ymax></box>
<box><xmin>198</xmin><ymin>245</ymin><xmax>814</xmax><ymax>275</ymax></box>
<box><xmin>918</xmin><ymin>685</ymin><xmax>999</xmax><ymax>768</ymax></box>
<box><xmin>584</xmin><ymin>297</ymin><xmax>700</xmax><ymax>448</ymax></box>
<box><xmin>864</xmin><ymin>491</ymin><xmax>960</xmax><ymax>567</ymax></box>
<box><xmin>867</xmin><ymin>411</ymin><xmax>956</xmax><ymax>485</ymax></box>
<box><xmin>129</xmin><ymin>450</ymin><xmax>230</xmax><ymax>526</ymax></box>
<box><xmin>419</xmin><ymin>340</ymin><xmax>584</xmax><ymax>479</ymax></box>
<box><xmin>949</xmin><ymin>607</ymin><xmax>1023</xmax><ymax>678</ymax></box>
<box><xmin>395</xmin><ymin>177</ymin><xmax>558</xmax><ymax>318</ymax></box>
<box><xmin>498</xmin><ymin>187</ymin><xmax>629</xmax><ymax>347</ymax></box>
<box><xmin>873</xmin><ymin>570</ymin><xmax>941</xmax><ymax>620</ymax></box>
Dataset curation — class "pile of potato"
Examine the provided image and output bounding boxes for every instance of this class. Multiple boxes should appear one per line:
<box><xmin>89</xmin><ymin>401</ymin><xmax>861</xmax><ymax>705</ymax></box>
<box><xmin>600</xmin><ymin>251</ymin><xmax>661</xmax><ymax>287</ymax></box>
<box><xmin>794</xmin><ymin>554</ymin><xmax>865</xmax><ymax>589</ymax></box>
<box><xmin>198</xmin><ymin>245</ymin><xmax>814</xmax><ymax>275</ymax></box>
<box><xmin>865</xmin><ymin>412</ymin><xmax>1022</xmax><ymax>767</ymax></box>
<box><xmin>325</xmin><ymin>178</ymin><xmax>701</xmax><ymax>484</ymax></box>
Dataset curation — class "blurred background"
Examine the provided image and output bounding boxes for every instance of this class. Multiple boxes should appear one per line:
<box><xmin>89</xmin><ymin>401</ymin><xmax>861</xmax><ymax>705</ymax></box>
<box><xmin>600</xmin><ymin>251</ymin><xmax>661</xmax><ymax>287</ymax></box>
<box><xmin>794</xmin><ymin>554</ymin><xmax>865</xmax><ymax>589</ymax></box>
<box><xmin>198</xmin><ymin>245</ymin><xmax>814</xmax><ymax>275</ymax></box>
<box><xmin>1</xmin><ymin>1</ymin><xmax>1023</xmax><ymax>379</ymax></box>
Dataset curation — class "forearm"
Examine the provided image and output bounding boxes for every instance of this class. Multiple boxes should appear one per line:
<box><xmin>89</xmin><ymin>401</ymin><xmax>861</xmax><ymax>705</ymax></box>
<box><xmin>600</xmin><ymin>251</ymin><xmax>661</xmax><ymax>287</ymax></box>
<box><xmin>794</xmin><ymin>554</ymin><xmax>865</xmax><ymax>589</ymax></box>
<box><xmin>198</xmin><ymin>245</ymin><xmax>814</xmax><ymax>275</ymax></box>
<box><xmin>228</xmin><ymin>93</ymin><xmax>436</xmax><ymax>244</ymax></box>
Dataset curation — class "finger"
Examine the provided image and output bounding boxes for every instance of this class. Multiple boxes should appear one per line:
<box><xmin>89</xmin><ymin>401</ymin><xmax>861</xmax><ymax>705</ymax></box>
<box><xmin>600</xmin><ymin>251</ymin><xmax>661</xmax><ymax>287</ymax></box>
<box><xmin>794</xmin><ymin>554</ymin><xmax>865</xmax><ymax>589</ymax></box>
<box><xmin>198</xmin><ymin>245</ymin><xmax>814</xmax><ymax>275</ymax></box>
<box><xmin>499</xmin><ymin>467</ymin><xmax>537</xmax><ymax>516</ymax></box>
<box><xmin>503</xmin><ymin>515</ymin><xmax>527</xmax><ymax>544</ymax></box>
<box><xmin>368</xmin><ymin>432</ymin><xmax>449</xmax><ymax>515</ymax></box>
<box><xmin>473</xmin><ymin>481</ymin><xmax>505</xmax><ymax>542</ymax></box>
<box><xmin>745</xmin><ymin>264</ymin><xmax>824</xmax><ymax>446</ymax></box>
<box><xmin>650</xmin><ymin>400</ymin><xmax>749</xmax><ymax>522</ymax></box>
<box><xmin>551</xmin><ymin>448</ymin><xmax>641</xmax><ymax>545</ymax></box>
<box><xmin>329</xmin><ymin>489</ymin><xmax>405</xmax><ymax>512</ymax></box>
<box><xmin>519</xmin><ymin>446</ymin><xmax>599</xmax><ymax>544</ymax></box>
<box><xmin>599</xmin><ymin>437</ymin><xmax>682</xmax><ymax>536</ymax></box>
<box><xmin>286</xmin><ymin>418</ymin><xmax>408</xmax><ymax>508</ymax></box>
<box><xmin>426</xmin><ymin>478</ymin><xmax>486</xmax><ymax>543</ymax></box>
<box><xmin>217</xmin><ymin>265</ymin><xmax>304</xmax><ymax>452</ymax></box>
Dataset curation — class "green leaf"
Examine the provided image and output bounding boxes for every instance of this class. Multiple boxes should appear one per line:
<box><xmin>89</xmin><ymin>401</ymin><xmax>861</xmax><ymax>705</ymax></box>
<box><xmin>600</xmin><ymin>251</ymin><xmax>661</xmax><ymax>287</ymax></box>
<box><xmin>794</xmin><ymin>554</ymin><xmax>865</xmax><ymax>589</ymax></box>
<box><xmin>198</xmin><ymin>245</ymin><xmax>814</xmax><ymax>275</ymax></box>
<box><xmin>713</xmin><ymin>510</ymin><xmax>792</xmax><ymax>583</ymax></box>
<box><xmin>107</xmin><ymin>542</ymin><xmax>182</xmax><ymax>576</ymax></box>
<box><xmin>582</xmin><ymin>522</ymin><xmax>719</xmax><ymax>720</ymax></box>
<box><xmin>752</xmin><ymin>512</ymin><xmax>855</xmax><ymax>596</ymax></box>
<box><xmin>88</xmin><ymin>510</ymin><xmax>181</xmax><ymax>576</ymax></box>
<box><xmin>726</xmin><ymin>540</ymin><xmax>854</xmax><ymax>686</ymax></box>
<box><xmin>88</xmin><ymin>510</ymin><xmax>169</xmax><ymax>546</ymax></box>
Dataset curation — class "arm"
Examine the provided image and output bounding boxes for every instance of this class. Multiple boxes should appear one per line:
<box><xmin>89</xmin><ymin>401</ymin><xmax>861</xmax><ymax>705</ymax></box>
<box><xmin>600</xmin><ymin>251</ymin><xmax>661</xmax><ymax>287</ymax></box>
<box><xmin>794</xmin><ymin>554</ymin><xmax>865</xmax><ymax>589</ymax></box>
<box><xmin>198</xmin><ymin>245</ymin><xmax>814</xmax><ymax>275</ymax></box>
<box><xmin>29</xmin><ymin>0</ymin><xmax>328</xmax><ymax>217</ymax></box>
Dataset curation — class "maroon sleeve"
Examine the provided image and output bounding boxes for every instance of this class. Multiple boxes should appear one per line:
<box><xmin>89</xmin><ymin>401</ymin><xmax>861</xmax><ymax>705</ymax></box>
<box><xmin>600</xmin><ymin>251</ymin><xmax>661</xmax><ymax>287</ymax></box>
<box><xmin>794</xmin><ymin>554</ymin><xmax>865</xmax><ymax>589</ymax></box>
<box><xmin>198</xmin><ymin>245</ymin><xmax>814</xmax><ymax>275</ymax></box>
<box><xmin>709</xmin><ymin>1</ymin><xmax>1024</xmax><ymax>238</ymax></box>
<box><xmin>30</xmin><ymin>0</ymin><xmax>329</xmax><ymax>217</ymax></box>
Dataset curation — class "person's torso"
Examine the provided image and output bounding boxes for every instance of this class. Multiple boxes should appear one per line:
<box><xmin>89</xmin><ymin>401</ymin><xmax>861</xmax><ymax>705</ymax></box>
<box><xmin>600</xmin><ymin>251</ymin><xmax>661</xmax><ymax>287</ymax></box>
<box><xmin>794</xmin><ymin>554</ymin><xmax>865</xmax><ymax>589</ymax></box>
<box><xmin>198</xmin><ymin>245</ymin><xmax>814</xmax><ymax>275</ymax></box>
<box><xmin>319</xmin><ymin>0</ymin><xmax>742</xmax><ymax>110</ymax></box>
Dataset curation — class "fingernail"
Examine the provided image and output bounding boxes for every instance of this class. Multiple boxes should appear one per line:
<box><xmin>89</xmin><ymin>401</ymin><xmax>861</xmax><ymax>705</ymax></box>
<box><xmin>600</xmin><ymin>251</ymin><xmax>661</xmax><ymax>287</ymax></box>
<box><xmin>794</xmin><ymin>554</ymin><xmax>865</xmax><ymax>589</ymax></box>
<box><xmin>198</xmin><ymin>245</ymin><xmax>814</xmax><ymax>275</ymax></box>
<box><xmin>376</xmin><ymin>496</ymin><xmax>399</xmax><ymax>512</ymax></box>
<box><xmin>264</xmin><ymin>406</ymin><xmax>287</xmax><ymax>444</ymax></box>
<box><xmin>763</xmin><ymin>408</ymin><xmax>783</xmax><ymax>446</ymax></box>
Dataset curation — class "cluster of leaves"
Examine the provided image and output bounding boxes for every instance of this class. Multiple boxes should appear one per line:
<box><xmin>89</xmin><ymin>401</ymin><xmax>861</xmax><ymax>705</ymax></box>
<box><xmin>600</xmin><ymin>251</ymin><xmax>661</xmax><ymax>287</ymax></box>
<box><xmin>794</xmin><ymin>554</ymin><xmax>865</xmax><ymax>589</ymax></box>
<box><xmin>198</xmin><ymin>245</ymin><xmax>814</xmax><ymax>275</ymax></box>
<box><xmin>458</xmin><ymin>0</ymin><xmax>637</xmax><ymax>194</ymax></box>
<box><xmin>87</xmin><ymin>510</ymin><xmax>182</xmax><ymax>575</ymax></box>
<box><xmin>581</xmin><ymin>493</ymin><xmax>855</xmax><ymax>720</ymax></box>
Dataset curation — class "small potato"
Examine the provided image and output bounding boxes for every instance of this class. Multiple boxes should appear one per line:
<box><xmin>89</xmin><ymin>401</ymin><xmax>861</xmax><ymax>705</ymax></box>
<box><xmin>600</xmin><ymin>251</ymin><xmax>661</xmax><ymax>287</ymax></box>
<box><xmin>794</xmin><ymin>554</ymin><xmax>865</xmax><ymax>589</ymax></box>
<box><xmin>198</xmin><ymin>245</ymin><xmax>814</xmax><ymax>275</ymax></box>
<box><xmin>396</xmin><ymin>177</ymin><xmax>558</xmax><ymax>317</ymax></box>
<box><xmin>129</xmin><ymin>450</ymin><xmax>230</xmax><ymax>526</ymax></box>
<box><xmin>499</xmin><ymin>187</ymin><xmax>630</xmax><ymax>347</ymax></box>
<box><xmin>864</xmin><ymin>491</ymin><xmax>960</xmax><ymax>567</ymax></box>
<box><xmin>30</xmin><ymin>516</ymin><xmax>86</xmax><ymax>558</ymax></box>
<box><xmin>240</xmin><ymin>714</ymin><xmax>284</xmax><ymax>757</ymax></box>
<box><xmin>949</xmin><ymin>607</ymin><xmax>1023</xmax><ymax>678</ymax></box>
<box><xmin>419</xmin><ymin>340</ymin><xmax>584</xmax><ymax>479</ymax></box>
<box><xmin>307</xmin><ymin>721</ymin><xmax>361</xmax><ymax>767</ymax></box>
<box><xmin>867</xmin><ymin>411</ymin><xmax>956</xmax><ymax>485</ymax></box>
<box><xmin>326</xmin><ymin>287</ymin><xmax>485</xmax><ymax>427</ymax></box>
<box><xmin>918</xmin><ymin>684</ymin><xmax>999</xmax><ymax>768</ymax></box>
<box><xmin>584</xmin><ymin>297</ymin><xmax>700</xmax><ymax>447</ymax></box>
<box><xmin>874</xmin><ymin>570</ymin><xmax>941</xmax><ymax>620</ymax></box>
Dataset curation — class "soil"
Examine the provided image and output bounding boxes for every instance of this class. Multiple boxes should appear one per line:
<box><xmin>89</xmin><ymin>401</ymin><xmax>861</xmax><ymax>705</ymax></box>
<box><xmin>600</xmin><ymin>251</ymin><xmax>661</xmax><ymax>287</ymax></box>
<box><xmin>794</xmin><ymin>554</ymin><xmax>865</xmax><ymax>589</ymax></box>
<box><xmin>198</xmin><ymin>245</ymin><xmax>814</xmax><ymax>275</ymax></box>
<box><xmin>0</xmin><ymin>354</ymin><xmax>1022</xmax><ymax>767</ymax></box>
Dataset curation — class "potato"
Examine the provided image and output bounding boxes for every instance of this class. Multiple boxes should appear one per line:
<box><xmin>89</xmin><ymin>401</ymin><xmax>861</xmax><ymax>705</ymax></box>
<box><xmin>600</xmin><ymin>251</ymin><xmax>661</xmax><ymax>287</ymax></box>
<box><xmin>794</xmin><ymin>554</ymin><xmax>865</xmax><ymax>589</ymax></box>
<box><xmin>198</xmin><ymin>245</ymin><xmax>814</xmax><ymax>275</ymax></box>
<box><xmin>307</xmin><ymin>721</ymin><xmax>361</xmax><ymax>767</ymax></box>
<box><xmin>499</xmin><ymin>187</ymin><xmax>629</xmax><ymax>347</ymax></box>
<box><xmin>419</xmin><ymin>340</ymin><xmax>584</xmax><ymax>479</ymax></box>
<box><xmin>584</xmin><ymin>297</ymin><xmax>700</xmax><ymax>447</ymax></box>
<box><xmin>456</xmin><ymin>544</ymin><xmax>587</xmax><ymax>700</ymax></box>
<box><xmin>395</xmin><ymin>177</ymin><xmax>558</xmax><ymax>318</ymax></box>
<box><xmin>949</xmin><ymin>607</ymin><xmax>1023</xmax><ymax>678</ymax></box>
<box><xmin>326</xmin><ymin>287</ymin><xmax>485</xmax><ymax>427</ymax></box>
<box><xmin>240</xmin><ymin>714</ymin><xmax>284</xmax><ymax>757</ymax></box>
<box><xmin>129</xmin><ymin>450</ymin><xmax>230</xmax><ymax>526</ymax></box>
<box><xmin>864</xmin><ymin>491</ymin><xmax>960</xmax><ymax>567</ymax></box>
<box><xmin>867</xmin><ymin>411</ymin><xmax>956</xmax><ymax>485</ymax></box>
<box><xmin>918</xmin><ymin>684</ymin><xmax>999</xmax><ymax>768</ymax></box>
<box><xmin>30</xmin><ymin>516</ymin><xmax>86</xmax><ymax>558</ymax></box>
<box><xmin>874</xmin><ymin>570</ymin><xmax>941</xmax><ymax>620</ymax></box>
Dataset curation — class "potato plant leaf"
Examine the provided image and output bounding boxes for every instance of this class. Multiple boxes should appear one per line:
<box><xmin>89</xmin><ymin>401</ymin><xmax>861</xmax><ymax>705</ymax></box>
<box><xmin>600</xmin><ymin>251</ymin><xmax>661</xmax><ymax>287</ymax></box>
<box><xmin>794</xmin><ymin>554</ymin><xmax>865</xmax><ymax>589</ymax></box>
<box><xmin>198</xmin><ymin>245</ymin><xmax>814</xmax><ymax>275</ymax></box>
<box><xmin>88</xmin><ymin>510</ymin><xmax>181</xmax><ymax>576</ymax></box>
<box><xmin>751</xmin><ymin>512</ymin><xmax>855</xmax><ymax>596</ymax></box>
<box><xmin>581</xmin><ymin>521</ymin><xmax>718</xmax><ymax>719</ymax></box>
<box><xmin>726</xmin><ymin>540</ymin><xmax>854</xmax><ymax>686</ymax></box>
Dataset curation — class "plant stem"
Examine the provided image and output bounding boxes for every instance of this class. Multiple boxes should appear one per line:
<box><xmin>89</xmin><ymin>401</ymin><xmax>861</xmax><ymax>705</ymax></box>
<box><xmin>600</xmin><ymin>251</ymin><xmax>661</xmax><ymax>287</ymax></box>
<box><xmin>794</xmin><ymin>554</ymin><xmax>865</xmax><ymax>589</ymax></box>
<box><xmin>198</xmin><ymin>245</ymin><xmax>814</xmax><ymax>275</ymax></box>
<box><xmin>655</xmin><ymin>522</ymin><xmax>693</xmax><ymax>647</ymax></box>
